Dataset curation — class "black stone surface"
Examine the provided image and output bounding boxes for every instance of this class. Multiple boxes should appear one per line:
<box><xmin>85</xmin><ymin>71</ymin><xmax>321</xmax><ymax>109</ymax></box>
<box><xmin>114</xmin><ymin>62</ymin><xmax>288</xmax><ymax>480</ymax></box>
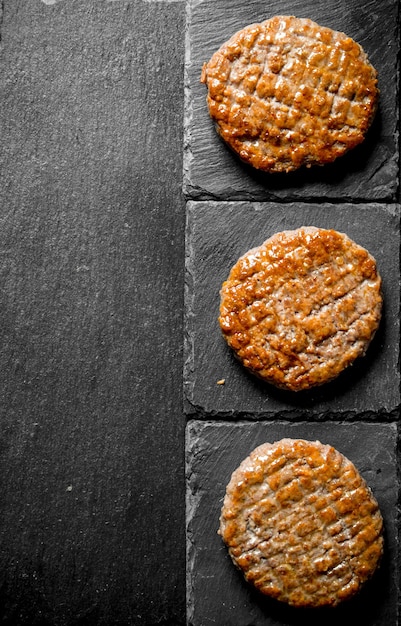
<box><xmin>186</xmin><ymin>420</ymin><xmax>399</xmax><ymax>626</ymax></box>
<box><xmin>0</xmin><ymin>1</ymin><xmax>186</xmax><ymax>624</ymax></box>
<box><xmin>0</xmin><ymin>1</ymin><xmax>399</xmax><ymax>624</ymax></box>
<box><xmin>184</xmin><ymin>0</ymin><xmax>399</xmax><ymax>201</ymax></box>
<box><xmin>184</xmin><ymin>201</ymin><xmax>400</xmax><ymax>418</ymax></box>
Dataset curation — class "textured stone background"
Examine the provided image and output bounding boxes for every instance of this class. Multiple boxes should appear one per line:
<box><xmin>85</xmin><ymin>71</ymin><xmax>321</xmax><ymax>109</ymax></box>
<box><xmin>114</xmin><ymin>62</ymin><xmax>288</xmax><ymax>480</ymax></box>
<box><xmin>0</xmin><ymin>1</ymin><xmax>186</xmax><ymax>624</ymax></box>
<box><xmin>0</xmin><ymin>0</ymin><xmax>399</xmax><ymax>625</ymax></box>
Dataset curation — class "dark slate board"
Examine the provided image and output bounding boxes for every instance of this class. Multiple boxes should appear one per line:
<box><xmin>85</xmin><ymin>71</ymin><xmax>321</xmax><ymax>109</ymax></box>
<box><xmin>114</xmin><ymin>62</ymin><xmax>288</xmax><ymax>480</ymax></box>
<box><xmin>0</xmin><ymin>1</ymin><xmax>187</xmax><ymax>624</ymax></box>
<box><xmin>186</xmin><ymin>420</ymin><xmax>399</xmax><ymax>626</ymax></box>
<box><xmin>184</xmin><ymin>0</ymin><xmax>399</xmax><ymax>201</ymax></box>
<box><xmin>184</xmin><ymin>201</ymin><xmax>400</xmax><ymax>418</ymax></box>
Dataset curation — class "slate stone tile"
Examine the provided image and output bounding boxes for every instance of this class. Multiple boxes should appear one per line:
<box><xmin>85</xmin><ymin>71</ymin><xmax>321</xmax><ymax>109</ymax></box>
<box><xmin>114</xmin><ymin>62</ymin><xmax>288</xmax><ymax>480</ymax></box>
<box><xmin>184</xmin><ymin>201</ymin><xmax>400</xmax><ymax>418</ymax></box>
<box><xmin>186</xmin><ymin>420</ymin><xmax>399</xmax><ymax>626</ymax></box>
<box><xmin>184</xmin><ymin>0</ymin><xmax>399</xmax><ymax>201</ymax></box>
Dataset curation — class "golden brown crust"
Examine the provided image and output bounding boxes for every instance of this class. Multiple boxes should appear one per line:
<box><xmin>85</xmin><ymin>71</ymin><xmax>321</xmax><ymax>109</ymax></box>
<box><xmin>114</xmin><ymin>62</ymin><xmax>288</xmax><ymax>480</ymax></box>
<box><xmin>219</xmin><ymin>227</ymin><xmax>382</xmax><ymax>391</ymax></box>
<box><xmin>201</xmin><ymin>16</ymin><xmax>379</xmax><ymax>173</ymax></box>
<box><xmin>219</xmin><ymin>439</ymin><xmax>384</xmax><ymax>608</ymax></box>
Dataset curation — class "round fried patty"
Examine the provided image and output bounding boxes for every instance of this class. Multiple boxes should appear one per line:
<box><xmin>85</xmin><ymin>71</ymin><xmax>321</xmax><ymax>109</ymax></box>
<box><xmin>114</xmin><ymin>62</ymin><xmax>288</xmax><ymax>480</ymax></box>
<box><xmin>219</xmin><ymin>227</ymin><xmax>382</xmax><ymax>391</ymax></box>
<box><xmin>219</xmin><ymin>226</ymin><xmax>382</xmax><ymax>391</ymax></box>
<box><xmin>219</xmin><ymin>438</ymin><xmax>384</xmax><ymax>608</ymax></box>
<box><xmin>201</xmin><ymin>16</ymin><xmax>379</xmax><ymax>173</ymax></box>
